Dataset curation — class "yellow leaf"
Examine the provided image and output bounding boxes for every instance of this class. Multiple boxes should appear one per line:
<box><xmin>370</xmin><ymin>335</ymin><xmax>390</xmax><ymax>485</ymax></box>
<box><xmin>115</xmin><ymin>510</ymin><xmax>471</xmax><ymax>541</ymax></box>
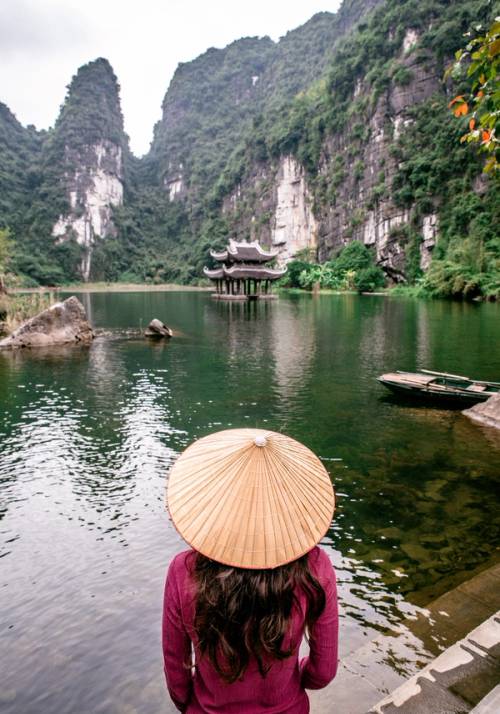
<box><xmin>484</xmin><ymin>157</ymin><xmax>496</xmax><ymax>173</ymax></box>
<box><xmin>489</xmin><ymin>39</ymin><xmax>500</xmax><ymax>56</ymax></box>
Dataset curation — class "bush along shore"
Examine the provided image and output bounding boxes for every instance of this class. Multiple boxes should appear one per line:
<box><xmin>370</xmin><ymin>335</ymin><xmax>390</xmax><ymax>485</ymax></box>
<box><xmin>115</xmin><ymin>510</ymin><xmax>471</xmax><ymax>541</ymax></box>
<box><xmin>277</xmin><ymin>243</ymin><xmax>385</xmax><ymax>294</ymax></box>
<box><xmin>0</xmin><ymin>292</ymin><xmax>56</xmax><ymax>337</ymax></box>
<box><xmin>276</xmin><ymin>241</ymin><xmax>499</xmax><ymax>300</ymax></box>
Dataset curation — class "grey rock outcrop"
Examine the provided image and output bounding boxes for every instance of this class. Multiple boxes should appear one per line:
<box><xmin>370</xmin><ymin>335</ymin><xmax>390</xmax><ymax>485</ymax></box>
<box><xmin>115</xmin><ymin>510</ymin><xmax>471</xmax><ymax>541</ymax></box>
<box><xmin>52</xmin><ymin>140</ymin><xmax>124</xmax><ymax>281</ymax></box>
<box><xmin>0</xmin><ymin>296</ymin><xmax>94</xmax><ymax>349</ymax></box>
<box><xmin>144</xmin><ymin>319</ymin><xmax>173</xmax><ymax>338</ymax></box>
<box><xmin>463</xmin><ymin>394</ymin><xmax>500</xmax><ymax>430</ymax></box>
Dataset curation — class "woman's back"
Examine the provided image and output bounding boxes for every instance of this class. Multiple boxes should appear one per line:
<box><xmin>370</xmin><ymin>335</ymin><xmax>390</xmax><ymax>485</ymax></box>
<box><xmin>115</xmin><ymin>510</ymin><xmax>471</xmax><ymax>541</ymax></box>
<box><xmin>162</xmin><ymin>545</ymin><xmax>339</xmax><ymax>714</ymax></box>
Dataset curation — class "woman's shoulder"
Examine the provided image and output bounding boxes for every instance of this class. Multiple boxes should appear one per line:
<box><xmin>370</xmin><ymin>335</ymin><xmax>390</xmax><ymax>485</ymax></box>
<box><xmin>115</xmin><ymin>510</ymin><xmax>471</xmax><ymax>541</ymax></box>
<box><xmin>168</xmin><ymin>548</ymin><xmax>197</xmax><ymax>580</ymax></box>
<box><xmin>307</xmin><ymin>546</ymin><xmax>336</xmax><ymax>579</ymax></box>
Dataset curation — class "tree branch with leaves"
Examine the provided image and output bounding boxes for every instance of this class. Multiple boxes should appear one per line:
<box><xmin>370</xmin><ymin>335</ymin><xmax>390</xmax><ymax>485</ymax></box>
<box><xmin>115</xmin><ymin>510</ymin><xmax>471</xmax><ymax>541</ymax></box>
<box><xmin>447</xmin><ymin>16</ymin><xmax>500</xmax><ymax>173</ymax></box>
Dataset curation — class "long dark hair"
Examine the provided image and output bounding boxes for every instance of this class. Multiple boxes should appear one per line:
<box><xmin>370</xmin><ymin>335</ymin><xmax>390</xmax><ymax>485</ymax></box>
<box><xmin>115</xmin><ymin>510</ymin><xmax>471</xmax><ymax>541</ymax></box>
<box><xmin>191</xmin><ymin>551</ymin><xmax>325</xmax><ymax>683</ymax></box>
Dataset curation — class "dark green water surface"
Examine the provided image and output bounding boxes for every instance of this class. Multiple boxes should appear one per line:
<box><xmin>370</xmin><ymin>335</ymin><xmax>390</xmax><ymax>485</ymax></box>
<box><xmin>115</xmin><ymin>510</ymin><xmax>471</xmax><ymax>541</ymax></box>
<box><xmin>1</xmin><ymin>291</ymin><xmax>499</xmax><ymax>713</ymax></box>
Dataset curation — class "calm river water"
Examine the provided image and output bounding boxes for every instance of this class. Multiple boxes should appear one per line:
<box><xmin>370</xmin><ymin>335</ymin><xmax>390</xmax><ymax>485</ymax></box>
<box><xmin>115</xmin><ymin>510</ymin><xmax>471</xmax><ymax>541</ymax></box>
<box><xmin>1</xmin><ymin>291</ymin><xmax>499</xmax><ymax>713</ymax></box>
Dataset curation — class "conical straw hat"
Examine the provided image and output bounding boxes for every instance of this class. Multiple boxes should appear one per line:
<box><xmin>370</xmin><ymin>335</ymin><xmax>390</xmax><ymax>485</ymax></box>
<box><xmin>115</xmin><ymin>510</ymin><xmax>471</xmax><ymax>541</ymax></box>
<box><xmin>166</xmin><ymin>428</ymin><xmax>335</xmax><ymax>569</ymax></box>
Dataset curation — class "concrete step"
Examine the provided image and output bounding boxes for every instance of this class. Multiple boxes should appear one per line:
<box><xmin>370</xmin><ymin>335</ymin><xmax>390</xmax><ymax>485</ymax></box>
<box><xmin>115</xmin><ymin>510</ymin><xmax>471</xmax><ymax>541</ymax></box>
<box><xmin>369</xmin><ymin>612</ymin><xmax>500</xmax><ymax>713</ymax></box>
<box><xmin>470</xmin><ymin>684</ymin><xmax>500</xmax><ymax>713</ymax></box>
<box><xmin>311</xmin><ymin>562</ymin><xmax>500</xmax><ymax>714</ymax></box>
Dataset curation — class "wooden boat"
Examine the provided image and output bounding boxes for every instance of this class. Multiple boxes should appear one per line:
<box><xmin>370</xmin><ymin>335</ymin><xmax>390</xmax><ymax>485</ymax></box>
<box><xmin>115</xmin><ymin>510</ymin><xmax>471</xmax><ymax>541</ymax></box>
<box><xmin>377</xmin><ymin>369</ymin><xmax>500</xmax><ymax>405</ymax></box>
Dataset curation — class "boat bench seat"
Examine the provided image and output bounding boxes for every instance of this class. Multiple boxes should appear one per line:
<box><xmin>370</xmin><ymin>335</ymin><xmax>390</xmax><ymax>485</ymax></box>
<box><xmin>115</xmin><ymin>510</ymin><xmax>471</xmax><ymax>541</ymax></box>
<box><xmin>466</xmin><ymin>384</ymin><xmax>487</xmax><ymax>392</ymax></box>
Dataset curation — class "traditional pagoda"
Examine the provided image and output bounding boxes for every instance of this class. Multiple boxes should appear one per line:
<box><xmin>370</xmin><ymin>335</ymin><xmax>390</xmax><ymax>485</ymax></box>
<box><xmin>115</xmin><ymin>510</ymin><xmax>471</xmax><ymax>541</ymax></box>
<box><xmin>204</xmin><ymin>240</ymin><xmax>286</xmax><ymax>300</ymax></box>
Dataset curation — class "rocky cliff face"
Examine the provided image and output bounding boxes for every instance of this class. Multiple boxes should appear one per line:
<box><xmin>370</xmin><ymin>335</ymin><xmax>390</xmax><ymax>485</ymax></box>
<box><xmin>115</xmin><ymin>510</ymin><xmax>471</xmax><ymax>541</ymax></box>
<box><xmin>272</xmin><ymin>157</ymin><xmax>317</xmax><ymax>263</ymax></box>
<box><xmin>314</xmin><ymin>30</ymin><xmax>441</xmax><ymax>279</ymax></box>
<box><xmin>221</xmin><ymin>156</ymin><xmax>318</xmax><ymax>264</ymax></box>
<box><xmin>0</xmin><ymin>0</ymin><xmax>495</xmax><ymax>290</ymax></box>
<box><xmin>148</xmin><ymin>0</ymin><xmax>384</xmax><ymax>214</ymax></box>
<box><xmin>148</xmin><ymin>36</ymin><xmax>275</xmax><ymax>206</ymax></box>
<box><xmin>51</xmin><ymin>139</ymin><xmax>124</xmax><ymax>280</ymax></box>
<box><xmin>47</xmin><ymin>59</ymin><xmax>127</xmax><ymax>280</ymax></box>
<box><xmin>215</xmin><ymin>1</ymin><xmax>495</xmax><ymax>281</ymax></box>
<box><xmin>40</xmin><ymin>58</ymin><xmax>127</xmax><ymax>280</ymax></box>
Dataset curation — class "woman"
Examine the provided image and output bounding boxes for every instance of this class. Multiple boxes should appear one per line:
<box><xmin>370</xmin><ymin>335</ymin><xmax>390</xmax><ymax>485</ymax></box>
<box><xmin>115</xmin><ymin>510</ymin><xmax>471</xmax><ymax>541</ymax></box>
<box><xmin>163</xmin><ymin>428</ymin><xmax>338</xmax><ymax>713</ymax></box>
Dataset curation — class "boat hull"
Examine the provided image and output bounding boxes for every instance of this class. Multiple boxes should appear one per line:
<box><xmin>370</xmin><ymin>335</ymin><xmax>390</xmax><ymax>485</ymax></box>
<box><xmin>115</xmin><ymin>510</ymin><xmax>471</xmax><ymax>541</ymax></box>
<box><xmin>378</xmin><ymin>378</ymin><xmax>493</xmax><ymax>405</ymax></box>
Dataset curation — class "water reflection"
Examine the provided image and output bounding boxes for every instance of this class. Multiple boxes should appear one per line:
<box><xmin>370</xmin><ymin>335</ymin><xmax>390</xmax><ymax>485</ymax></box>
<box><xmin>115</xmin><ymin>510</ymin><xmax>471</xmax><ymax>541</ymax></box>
<box><xmin>0</xmin><ymin>358</ymin><xmax>184</xmax><ymax>546</ymax></box>
<box><xmin>270</xmin><ymin>298</ymin><xmax>316</xmax><ymax>419</ymax></box>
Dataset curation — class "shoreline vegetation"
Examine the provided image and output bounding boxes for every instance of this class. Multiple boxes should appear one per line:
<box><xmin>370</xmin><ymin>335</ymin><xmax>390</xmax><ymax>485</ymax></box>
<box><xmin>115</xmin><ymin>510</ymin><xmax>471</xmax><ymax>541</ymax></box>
<box><xmin>276</xmin><ymin>242</ymin><xmax>499</xmax><ymax>301</ymax></box>
<box><xmin>4</xmin><ymin>282</ymin><xmax>498</xmax><ymax>301</ymax></box>
<box><xmin>0</xmin><ymin>281</ymin><xmax>497</xmax><ymax>340</ymax></box>
<box><xmin>0</xmin><ymin>291</ymin><xmax>56</xmax><ymax>336</ymax></box>
<box><xmin>7</xmin><ymin>283</ymin><xmax>213</xmax><ymax>294</ymax></box>
<box><xmin>1</xmin><ymin>240</ymin><xmax>497</xmax><ymax>336</ymax></box>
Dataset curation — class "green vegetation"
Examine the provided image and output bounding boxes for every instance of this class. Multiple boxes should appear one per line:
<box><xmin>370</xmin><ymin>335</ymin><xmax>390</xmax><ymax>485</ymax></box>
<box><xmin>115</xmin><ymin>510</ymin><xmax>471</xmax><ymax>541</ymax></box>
<box><xmin>0</xmin><ymin>1</ymin><xmax>498</xmax><ymax>299</ymax></box>
<box><xmin>392</xmin><ymin>96</ymin><xmax>499</xmax><ymax>299</ymax></box>
<box><xmin>281</xmin><ymin>241</ymin><xmax>385</xmax><ymax>293</ymax></box>
<box><xmin>0</xmin><ymin>227</ymin><xmax>13</xmax><ymax>293</ymax></box>
<box><xmin>227</xmin><ymin>0</ymin><xmax>499</xmax><ymax>300</ymax></box>
<box><xmin>0</xmin><ymin>103</ymin><xmax>43</xmax><ymax>278</ymax></box>
<box><xmin>0</xmin><ymin>59</ymin><xmax>127</xmax><ymax>286</ymax></box>
<box><xmin>0</xmin><ymin>291</ymin><xmax>55</xmax><ymax>336</ymax></box>
<box><xmin>447</xmin><ymin>16</ymin><xmax>500</xmax><ymax>173</ymax></box>
<box><xmin>237</xmin><ymin>0</ymin><xmax>497</xmax><ymax>175</ymax></box>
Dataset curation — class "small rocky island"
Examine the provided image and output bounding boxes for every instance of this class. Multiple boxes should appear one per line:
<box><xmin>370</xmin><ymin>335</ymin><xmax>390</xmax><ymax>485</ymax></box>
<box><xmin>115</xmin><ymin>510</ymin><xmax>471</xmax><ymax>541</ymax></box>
<box><xmin>0</xmin><ymin>296</ymin><xmax>94</xmax><ymax>349</ymax></box>
<box><xmin>144</xmin><ymin>319</ymin><xmax>173</xmax><ymax>338</ymax></box>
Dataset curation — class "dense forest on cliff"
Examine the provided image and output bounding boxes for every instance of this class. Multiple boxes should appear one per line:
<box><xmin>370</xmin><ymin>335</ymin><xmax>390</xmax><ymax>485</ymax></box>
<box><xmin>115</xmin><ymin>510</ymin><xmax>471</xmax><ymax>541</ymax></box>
<box><xmin>0</xmin><ymin>0</ymin><xmax>498</xmax><ymax>297</ymax></box>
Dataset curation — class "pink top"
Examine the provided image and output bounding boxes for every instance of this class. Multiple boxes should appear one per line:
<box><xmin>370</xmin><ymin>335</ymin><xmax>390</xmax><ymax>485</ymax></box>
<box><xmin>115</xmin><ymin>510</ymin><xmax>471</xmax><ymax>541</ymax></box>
<box><xmin>162</xmin><ymin>546</ymin><xmax>339</xmax><ymax>713</ymax></box>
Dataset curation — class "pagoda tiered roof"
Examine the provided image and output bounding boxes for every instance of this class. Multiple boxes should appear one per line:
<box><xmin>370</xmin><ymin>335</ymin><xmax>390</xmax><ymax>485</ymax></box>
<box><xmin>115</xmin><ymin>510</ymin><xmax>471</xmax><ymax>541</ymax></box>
<box><xmin>203</xmin><ymin>264</ymin><xmax>286</xmax><ymax>280</ymax></box>
<box><xmin>210</xmin><ymin>239</ymin><xmax>279</xmax><ymax>264</ymax></box>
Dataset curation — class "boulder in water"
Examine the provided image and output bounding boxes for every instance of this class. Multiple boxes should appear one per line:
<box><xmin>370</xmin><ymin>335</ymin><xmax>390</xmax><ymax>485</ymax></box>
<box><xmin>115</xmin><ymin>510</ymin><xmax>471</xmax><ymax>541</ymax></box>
<box><xmin>0</xmin><ymin>295</ymin><xmax>94</xmax><ymax>349</ymax></box>
<box><xmin>144</xmin><ymin>319</ymin><xmax>173</xmax><ymax>338</ymax></box>
<box><xmin>463</xmin><ymin>394</ymin><xmax>500</xmax><ymax>430</ymax></box>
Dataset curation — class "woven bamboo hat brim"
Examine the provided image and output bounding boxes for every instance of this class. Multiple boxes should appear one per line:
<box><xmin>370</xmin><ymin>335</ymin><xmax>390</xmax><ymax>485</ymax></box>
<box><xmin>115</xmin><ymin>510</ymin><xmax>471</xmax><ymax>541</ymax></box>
<box><xmin>166</xmin><ymin>428</ymin><xmax>335</xmax><ymax>569</ymax></box>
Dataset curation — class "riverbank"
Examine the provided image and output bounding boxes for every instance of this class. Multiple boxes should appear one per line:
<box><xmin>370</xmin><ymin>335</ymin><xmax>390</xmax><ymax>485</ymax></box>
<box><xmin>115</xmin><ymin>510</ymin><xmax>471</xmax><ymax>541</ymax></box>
<box><xmin>8</xmin><ymin>282</ymin><xmax>212</xmax><ymax>294</ymax></box>
<box><xmin>6</xmin><ymin>281</ymin><xmax>499</xmax><ymax>301</ymax></box>
<box><xmin>278</xmin><ymin>285</ymin><xmax>498</xmax><ymax>301</ymax></box>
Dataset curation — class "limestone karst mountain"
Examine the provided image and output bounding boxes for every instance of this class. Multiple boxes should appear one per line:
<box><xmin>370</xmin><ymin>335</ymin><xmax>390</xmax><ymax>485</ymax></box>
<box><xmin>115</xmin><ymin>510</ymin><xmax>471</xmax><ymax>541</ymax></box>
<box><xmin>0</xmin><ymin>0</ymin><xmax>498</xmax><ymax>296</ymax></box>
<box><xmin>47</xmin><ymin>58</ymin><xmax>128</xmax><ymax>281</ymax></box>
<box><xmin>0</xmin><ymin>58</ymin><xmax>130</xmax><ymax>283</ymax></box>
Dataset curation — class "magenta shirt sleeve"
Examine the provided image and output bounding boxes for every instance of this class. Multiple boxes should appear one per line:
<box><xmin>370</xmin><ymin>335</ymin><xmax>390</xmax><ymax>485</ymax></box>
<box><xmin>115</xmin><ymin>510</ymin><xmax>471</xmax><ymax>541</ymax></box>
<box><xmin>300</xmin><ymin>551</ymin><xmax>339</xmax><ymax>689</ymax></box>
<box><xmin>162</xmin><ymin>557</ymin><xmax>193</xmax><ymax>712</ymax></box>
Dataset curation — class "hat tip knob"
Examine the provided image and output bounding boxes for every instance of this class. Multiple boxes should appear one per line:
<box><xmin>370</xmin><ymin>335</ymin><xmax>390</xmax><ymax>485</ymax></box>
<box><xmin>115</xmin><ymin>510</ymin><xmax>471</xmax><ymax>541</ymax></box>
<box><xmin>254</xmin><ymin>435</ymin><xmax>267</xmax><ymax>447</ymax></box>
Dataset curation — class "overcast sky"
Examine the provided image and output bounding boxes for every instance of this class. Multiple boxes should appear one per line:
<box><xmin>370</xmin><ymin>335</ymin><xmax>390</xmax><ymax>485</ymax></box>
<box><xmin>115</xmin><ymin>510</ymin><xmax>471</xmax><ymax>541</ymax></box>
<box><xmin>1</xmin><ymin>0</ymin><xmax>342</xmax><ymax>156</ymax></box>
